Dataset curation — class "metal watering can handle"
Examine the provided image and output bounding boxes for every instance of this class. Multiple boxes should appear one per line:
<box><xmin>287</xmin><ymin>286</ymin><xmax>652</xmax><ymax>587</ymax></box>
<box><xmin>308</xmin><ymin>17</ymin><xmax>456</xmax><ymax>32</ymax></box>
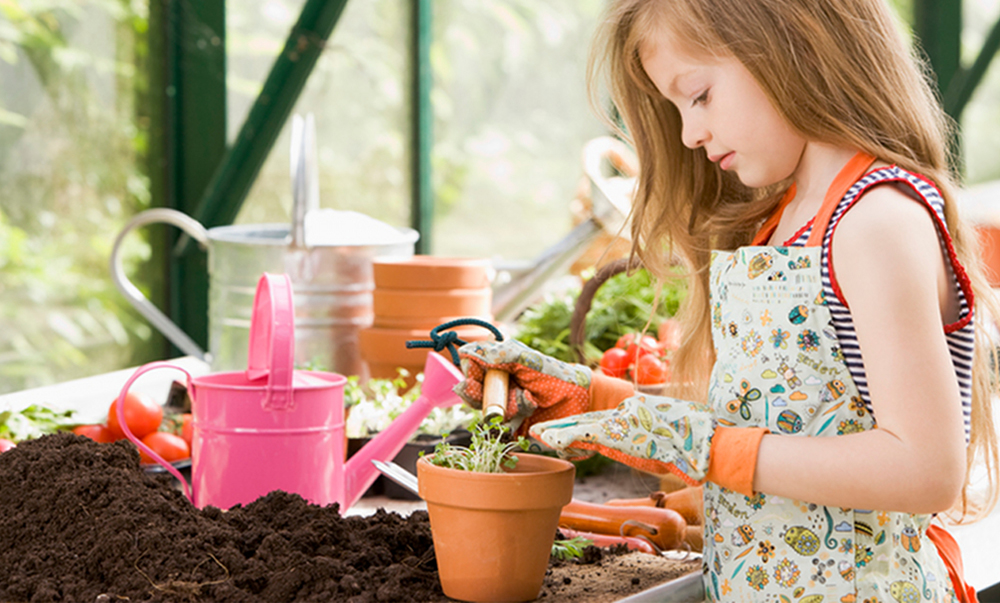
<box><xmin>109</xmin><ymin>208</ymin><xmax>211</xmax><ymax>363</ymax></box>
<box><xmin>114</xmin><ymin>361</ymin><xmax>195</xmax><ymax>503</ymax></box>
<box><xmin>246</xmin><ymin>273</ymin><xmax>295</xmax><ymax>411</ymax></box>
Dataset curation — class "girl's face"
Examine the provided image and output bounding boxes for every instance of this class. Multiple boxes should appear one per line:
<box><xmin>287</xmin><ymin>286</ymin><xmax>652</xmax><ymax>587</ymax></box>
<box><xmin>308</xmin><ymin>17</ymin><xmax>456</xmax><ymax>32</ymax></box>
<box><xmin>640</xmin><ymin>27</ymin><xmax>807</xmax><ymax>188</ymax></box>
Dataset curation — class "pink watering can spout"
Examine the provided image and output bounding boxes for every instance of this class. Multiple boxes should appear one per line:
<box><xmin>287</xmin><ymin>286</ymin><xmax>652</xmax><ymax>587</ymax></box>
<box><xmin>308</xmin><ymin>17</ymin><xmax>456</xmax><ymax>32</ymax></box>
<box><xmin>114</xmin><ymin>278</ymin><xmax>488</xmax><ymax>514</ymax></box>
<box><xmin>342</xmin><ymin>351</ymin><xmax>464</xmax><ymax>510</ymax></box>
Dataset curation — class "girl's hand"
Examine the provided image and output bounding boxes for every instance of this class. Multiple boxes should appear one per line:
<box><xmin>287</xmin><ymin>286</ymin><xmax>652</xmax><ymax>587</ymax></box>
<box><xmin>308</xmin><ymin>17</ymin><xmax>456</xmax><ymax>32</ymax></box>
<box><xmin>454</xmin><ymin>339</ymin><xmax>594</xmax><ymax>431</ymax></box>
<box><xmin>530</xmin><ymin>395</ymin><xmax>767</xmax><ymax>496</ymax></box>
<box><xmin>529</xmin><ymin>394</ymin><xmax>714</xmax><ymax>484</ymax></box>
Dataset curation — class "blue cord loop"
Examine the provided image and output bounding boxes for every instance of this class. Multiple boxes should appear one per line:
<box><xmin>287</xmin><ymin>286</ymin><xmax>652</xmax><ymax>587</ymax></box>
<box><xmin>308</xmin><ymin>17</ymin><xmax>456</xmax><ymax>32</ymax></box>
<box><xmin>406</xmin><ymin>318</ymin><xmax>504</xmax><ymax>367</ymax></box>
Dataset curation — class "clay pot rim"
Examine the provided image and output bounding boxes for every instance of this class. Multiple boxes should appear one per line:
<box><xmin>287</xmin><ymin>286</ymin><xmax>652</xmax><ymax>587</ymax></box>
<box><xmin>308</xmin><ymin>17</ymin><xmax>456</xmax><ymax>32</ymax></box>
<box><xmin>374</xmin><ymin>287</ymin><xmax>491</xmax><ymax>298</ymax></box>
<box><xmin>373</xmin><ymin>315</ymin><xmax>494</xmax><ymax>329</ymax></box>
<box><xmin>361</xmin><ymin>325</ymin><xmax>491</xmax><ymax>337</ymax></box>
<box><xmin>417</xmin><ymin>453</ymin><xmax>575</xmax><ymax>511</ymax></box>
<box><xmin>374</xmin><ymin>255</ymin><xmax>492</xmax><ymax>268</ymax></box>
<box><xmin>416</xmin><ymin>452</ymin><xmax>575</xmax><ymax>479</ymax></box>
<box><xmin>373</xmin><ymin>255</ymin><xmax>494</xmax><ymax>290</ymax></box>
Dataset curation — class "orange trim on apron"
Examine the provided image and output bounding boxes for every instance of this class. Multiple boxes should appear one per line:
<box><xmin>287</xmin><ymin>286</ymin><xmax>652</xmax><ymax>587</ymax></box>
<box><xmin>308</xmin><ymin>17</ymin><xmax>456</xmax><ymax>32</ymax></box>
<box><xmin>752</xmin><ymin>151</ymin><xmax>979</xmax><ymax>602</ymax></box>
<box><xmin>751</xmin><ymin>152</ymin><xmax>877</xmax><ymax>247</ymax></box>
<box><xmin>927</xmin><ymin>524</ymin><xmax>979</xmax><ymax>603</ymax></box>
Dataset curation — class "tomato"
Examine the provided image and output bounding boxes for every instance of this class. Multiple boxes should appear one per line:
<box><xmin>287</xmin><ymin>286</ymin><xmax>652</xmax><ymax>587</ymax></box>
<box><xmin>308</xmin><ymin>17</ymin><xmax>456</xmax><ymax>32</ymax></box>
<box><xmin>107</xmin><ymin>392</ymin><xmax>163</xmax><ymax>440</ymax></box>
<box><xmin>599</xmin><ymin>347</ymin><xmax>631</xmax><ymax>379</ymax></box>
<box><xmin>0</xmin><ymin>438</ymin><xmax>15</xmax><ymax>453</ymax></box>
<box><xmin>615</xmin><ymin>332</ymin><xmax>637</xmax><ymax>349</ymax></box>
<box><xmin>617</xmin><ymin>333</ymin><xmax>661</xmax><ymax>363</ymax></box>
<box><xmin>180</xmin><ymin>413</ymin><xmax>194</xmax><ymax>448</ymax></box>
<box><xmin>73</xmin><ymin>424</ymin><xmax>115</xmax><ymax>443</ymax></box>
<box><xmin>139</xmin><ymin>431</ymin><xmax>190</xmax><ymax>464</ymax></box>
<box><xmin>631</xmin><ymin>354</ymin><xmax>670</xmax><ymax>385</ymax></box>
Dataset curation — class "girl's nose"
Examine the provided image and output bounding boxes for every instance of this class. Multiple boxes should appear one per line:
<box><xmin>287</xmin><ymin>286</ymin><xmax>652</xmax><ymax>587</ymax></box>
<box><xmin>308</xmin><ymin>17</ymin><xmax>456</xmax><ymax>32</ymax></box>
<box><xmin>681</xmin><ymin>118</ymin><xmax>709</xmax><ymax>149</ymax></box>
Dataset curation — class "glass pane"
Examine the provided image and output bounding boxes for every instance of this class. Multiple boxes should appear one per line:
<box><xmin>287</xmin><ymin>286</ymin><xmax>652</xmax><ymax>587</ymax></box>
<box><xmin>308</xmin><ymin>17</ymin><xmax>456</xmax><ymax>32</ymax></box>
<box><xmin>228</xmin><ymin>0</ymin><xmax>610</xmax><ymax>263</ymax></box>
<box><xmin>229</xmin><ymin>0</ymin><xmax>411</xmax><ymax>228</ymax></box>
<box><xmin>432</xmin><ymin>0</ymin><xmax>609</xmax><ymax>261</ymax></box>
<box><xmin>961</xmin><ymin>0</ymin><xmax>1000</xmax><ymax>184</ymax></box>
<box><xmin>0</xmin><ymin>2</ymin><xmax>153</xmax><ymax>393</ymax></box>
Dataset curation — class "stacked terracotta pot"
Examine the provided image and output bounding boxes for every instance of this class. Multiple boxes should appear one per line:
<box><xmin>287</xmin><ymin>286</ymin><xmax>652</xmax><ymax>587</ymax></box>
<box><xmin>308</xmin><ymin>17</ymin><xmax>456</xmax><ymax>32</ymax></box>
<box><xmin>360</xmin><ymin>256</ymin><xmax>494</xmax><ymax>384</ymax></box>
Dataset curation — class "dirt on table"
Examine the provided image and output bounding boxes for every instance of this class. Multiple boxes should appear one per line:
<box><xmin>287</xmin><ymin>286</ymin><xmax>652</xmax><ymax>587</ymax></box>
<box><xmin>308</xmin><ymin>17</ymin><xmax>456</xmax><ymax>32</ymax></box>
<box><xmin>0</xmin><ymin>433</ymin><xmax>699</xmax><ymax>603</ymax></box>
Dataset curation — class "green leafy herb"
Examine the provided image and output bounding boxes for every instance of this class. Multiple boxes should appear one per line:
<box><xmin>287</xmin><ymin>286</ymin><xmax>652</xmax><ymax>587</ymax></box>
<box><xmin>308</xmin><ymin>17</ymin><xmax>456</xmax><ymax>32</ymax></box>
<box><xmin>551</xmin><ymin>536</ymin><xmax>594</xmax><ymax>561</ymax></box>
<box><xmin>0</xmin><ymin>404</ymin><xmax>78</xmax><ymax>442</ymax></box>
<box><xmin>515</xmin><ymin>268</ymin><xmax>685</xmax><ymax>364</ymax></box>
<box><xmin>426</xmin><ymin>418</ymin><xmax>529</xmax><ymax>473</ymax></box>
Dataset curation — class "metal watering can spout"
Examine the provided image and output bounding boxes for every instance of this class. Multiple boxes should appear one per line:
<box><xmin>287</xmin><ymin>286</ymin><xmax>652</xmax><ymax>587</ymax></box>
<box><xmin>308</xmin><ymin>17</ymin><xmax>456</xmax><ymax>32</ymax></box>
<box><xmin>341</xmin><ymin>351</ymin><xmax>464</xmax><ymax>510</ymax></box>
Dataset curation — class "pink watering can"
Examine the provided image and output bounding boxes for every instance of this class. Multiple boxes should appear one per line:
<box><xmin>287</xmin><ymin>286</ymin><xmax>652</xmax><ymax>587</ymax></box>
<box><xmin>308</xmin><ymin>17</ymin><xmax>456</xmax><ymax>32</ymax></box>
<box><xmin>114</xmin><ymin>272</ymin><xmax>465</xmax><ymax>511</ymax></box>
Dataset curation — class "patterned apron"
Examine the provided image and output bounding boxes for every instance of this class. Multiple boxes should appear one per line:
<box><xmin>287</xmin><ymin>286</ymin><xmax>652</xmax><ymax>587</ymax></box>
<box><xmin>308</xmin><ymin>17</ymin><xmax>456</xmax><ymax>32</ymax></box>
<box><xmin>703</xmin><ymin>156</ymin><xmax>957</xmax><ymax>602</ymax></box>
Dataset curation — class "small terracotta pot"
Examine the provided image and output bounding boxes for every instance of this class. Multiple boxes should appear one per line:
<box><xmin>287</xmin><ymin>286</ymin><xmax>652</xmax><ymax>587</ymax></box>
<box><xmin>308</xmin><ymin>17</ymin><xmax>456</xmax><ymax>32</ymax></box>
<box><xmin>418</xmin><ymin>453</ymin><xmax>576</xmax><ymax>602</ymax></box>
<box><xmin>373</xmin><ymin>287</ymin><xmax>491</xmax><ymax>319</ymax></box>
<box><xmin>359</xmin><ymin>325</ymin><xmax>492</xmax><ymax>367</ymax></box>
<box><xmin>373</xmin><ymin>314</ymin><xmax>493</xmax><ymax>330</ymax></box>
<box><xmin>374</xmin><ymin>256</ymin><xmax>493</xmax><ymax>290</ymax></box>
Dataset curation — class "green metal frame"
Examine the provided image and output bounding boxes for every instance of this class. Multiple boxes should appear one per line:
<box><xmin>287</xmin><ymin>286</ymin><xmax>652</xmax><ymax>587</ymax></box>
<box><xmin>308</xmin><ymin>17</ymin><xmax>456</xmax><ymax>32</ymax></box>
<box><xmin>153</xmin><ymin>0</ymin><xmax>227</xmax><ymax>354</ymax></box>
<box><xmin>182</xmin><ymin>0</ymin><xmax>351</xmax><ymax>239</ymax></box>
<box><xmin>149</xmin><ymin>0</ymin><xmax>1000</xmax><ymax>355</ymax></box>
<box><xmin>914</xmin><ymin>0</ymin><xmax>1000</xmax><ymax>123</ymax></box>
<box><xmin>411</xmin><ymin>0</ymin><xmax>434</xmax><ymax>254</ymax></box>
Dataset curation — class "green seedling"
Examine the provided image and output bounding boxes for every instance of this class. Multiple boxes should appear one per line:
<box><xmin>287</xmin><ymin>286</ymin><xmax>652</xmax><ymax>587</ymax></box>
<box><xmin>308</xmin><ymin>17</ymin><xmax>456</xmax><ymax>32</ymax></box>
<box><xmin>551</xmin><ymin>536</ymin><xmax>593</xmax><ymax>561</ymax></box>
<box><xmin>424</xmin><ymin>416</ymin><xmax>529</xmax><ymax>473</ymax></box>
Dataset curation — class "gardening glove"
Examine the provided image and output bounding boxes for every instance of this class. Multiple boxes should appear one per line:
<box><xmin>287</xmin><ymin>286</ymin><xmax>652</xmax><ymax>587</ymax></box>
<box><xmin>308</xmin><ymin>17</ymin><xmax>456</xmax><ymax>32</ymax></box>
<box><xmin>454</xmin><ymin>339</ymin><xmax>636</xmax><ymax>434</ymax></box>
<box><xmin>529</xmin><ymin>394</ymin><xmax>768</xmax><ymax>496</ymax></box>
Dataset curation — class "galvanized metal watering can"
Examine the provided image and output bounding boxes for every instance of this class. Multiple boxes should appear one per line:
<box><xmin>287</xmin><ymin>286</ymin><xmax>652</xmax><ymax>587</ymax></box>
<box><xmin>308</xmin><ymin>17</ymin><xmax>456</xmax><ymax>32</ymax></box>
<box><xmin>110</xmin><ymin>115</ymin><xmax>418</xmax><ymax>375</ymax></box>
<box><xmin>113</xmin><ymin>273</ymin><xmax>464</xmax><ymax>511</ymax></box>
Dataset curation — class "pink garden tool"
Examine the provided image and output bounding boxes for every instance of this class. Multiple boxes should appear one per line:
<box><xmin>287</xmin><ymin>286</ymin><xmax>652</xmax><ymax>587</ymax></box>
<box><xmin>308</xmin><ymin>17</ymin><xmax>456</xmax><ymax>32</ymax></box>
<box><xmin>114</xmin><ymin>272</ymin><xmax>464</xmax><ymax>512</ymax></box>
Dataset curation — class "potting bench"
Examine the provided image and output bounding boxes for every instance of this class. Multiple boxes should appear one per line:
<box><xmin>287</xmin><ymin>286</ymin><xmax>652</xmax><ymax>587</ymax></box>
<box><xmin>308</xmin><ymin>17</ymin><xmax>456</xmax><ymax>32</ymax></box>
<box><xmin>2</xmin><ymin>358</ymin><xmax>999</xmax><ymax>598</ymax></box>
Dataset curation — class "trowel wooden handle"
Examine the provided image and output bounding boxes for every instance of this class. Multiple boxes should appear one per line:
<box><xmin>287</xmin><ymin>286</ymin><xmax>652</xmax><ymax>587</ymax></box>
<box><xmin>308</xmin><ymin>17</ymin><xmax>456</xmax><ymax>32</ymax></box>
<box><xmin>482</xmin><ymin>369</ymin><xmax>509</xmax><ymax>419</ymax></box>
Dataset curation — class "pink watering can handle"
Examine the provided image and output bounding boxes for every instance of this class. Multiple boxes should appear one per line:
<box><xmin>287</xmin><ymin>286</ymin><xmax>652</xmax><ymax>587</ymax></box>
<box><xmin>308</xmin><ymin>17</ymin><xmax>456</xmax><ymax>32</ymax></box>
<box><xmin>246</xmin><ymin>273</ymin><xmax>296</xmax><ymax>411</ymax></box>
<box><xmin>114</xmin><ymin>361</ymin><xmax>194</xmax><ymax>502</ymax></box>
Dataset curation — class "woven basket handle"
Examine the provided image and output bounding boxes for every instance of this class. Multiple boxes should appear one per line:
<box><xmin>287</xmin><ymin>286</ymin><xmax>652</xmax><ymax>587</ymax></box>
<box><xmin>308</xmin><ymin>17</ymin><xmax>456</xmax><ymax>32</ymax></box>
<box><xmin>569</xmin><ymin>256</ymin><xmax>644</xmax><ymax>365</ymax></box>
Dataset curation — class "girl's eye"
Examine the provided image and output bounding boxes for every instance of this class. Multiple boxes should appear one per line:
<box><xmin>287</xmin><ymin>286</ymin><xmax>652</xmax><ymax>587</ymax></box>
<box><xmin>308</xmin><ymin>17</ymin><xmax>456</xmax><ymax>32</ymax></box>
<box><xmin>692</xmin><ymin>89</ymin><xmax>709</xmax><ymax>107</ymax></box>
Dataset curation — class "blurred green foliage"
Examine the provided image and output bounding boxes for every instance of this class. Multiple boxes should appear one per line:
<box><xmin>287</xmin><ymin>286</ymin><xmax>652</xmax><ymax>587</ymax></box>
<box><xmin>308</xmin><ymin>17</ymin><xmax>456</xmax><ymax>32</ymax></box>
<box><xmin>515</xmin><ymin>268</ymin><xmax>685</xmax><ymax>365</ymax></box>
<box><xmin>0</xmin><ymin>0</ymin><xmax>155</xmax><ymax>392</ymax></box>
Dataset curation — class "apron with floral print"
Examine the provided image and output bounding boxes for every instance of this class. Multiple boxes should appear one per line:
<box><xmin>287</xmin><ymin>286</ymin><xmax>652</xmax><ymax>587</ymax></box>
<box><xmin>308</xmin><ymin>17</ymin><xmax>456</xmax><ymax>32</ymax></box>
<box><xmin>703</xmin><ymin>155</ymin><xmax>958</xmax><ymax>602</ymax></box>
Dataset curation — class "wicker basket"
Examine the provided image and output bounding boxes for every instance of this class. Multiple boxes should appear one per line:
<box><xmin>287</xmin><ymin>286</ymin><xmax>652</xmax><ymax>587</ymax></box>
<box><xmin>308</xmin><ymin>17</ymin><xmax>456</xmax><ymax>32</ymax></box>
<box><xmin>569</xmin><ymin>257</ymin><xmax>691</xmax><ymax>492</ymax></box>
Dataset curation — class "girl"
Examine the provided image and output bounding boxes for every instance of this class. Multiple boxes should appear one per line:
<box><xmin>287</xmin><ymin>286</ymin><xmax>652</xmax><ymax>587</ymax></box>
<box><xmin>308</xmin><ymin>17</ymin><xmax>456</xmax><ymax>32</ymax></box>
<box><xmin>454</xmin><ymin>0</ymin><xmax>999</xmax><ymax>601</ymax></box>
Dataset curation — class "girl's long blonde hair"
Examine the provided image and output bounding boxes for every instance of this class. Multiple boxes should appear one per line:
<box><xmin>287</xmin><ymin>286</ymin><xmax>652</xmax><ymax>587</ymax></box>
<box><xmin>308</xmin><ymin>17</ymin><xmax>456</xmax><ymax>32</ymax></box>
<box><xmin>590</xmin><ymin>0</ymin><xmax>999</xmax><ymax>521</ymax></box>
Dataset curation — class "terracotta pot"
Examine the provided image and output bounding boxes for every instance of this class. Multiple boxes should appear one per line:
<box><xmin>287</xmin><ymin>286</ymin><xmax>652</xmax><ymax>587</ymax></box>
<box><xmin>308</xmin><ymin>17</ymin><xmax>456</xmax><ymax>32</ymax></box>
<box><xmin>374</xmin><ymin>256</ymin><xmax>492</xmax><ymax>290</ymax></box>
<box><xmin>418</xmin><ymin>453</ymin><xmax>576</xmax><ymax>602</ymax></box>
<box><xmin>373</xmin><ymin>314</ymin><xmax>493</xmax><ymax>330</ymax></box>
<box><xmin>373</xmin><ymin>287</ymin><xmax>491</xmax><ymax>319</ymax></box>
<box><xmin>366</xmin><ymin>360</ymin><xmax>424</xmax><ymax>381</ymax></box>
<box><xmin>359</xmin><ymin>325</ymin><xmax>492</xmax><ymax>367</ymax></box>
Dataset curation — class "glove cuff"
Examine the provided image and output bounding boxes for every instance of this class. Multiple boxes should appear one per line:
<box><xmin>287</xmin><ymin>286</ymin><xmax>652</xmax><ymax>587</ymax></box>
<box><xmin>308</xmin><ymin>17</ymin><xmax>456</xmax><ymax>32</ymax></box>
<box><xmin>589</xmin><ymin>372</ymin><xmax>636</xmax><ymax>411</ymax></box>
<box><xmin>705</xmin><ymin>426</ymin><xmax>769</xmax><ymax>497</ymax></box>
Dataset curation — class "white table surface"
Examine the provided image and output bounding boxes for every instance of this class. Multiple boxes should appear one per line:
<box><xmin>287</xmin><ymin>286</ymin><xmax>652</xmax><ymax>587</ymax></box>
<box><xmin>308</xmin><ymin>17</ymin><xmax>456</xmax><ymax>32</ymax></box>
<box><xmin>0</xmin><ymin>357</ymin><xmax>211</xmax><ymax>424</ymax></box>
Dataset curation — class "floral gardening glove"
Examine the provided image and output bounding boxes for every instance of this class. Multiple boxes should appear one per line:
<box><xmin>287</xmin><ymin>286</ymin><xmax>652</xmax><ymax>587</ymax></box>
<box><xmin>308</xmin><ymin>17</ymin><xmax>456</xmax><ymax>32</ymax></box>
<box><xmin>529</xmin><ymin>395</ymin><xmax>768</xmax><ymax>495</ymax></box>
<box><xmin>454</xmin><ymin>339</ymin><xmax>595</xmax><ymax>433</ymax></box>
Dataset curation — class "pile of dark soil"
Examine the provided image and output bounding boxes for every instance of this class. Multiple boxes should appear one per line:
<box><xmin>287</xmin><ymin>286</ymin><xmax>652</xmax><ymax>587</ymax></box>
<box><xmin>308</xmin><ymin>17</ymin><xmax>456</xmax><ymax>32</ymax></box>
<box><xmin>0</xmin><ymin>433</ymin><xmax>443</xmax><ymax>603</ymax></box>
<box><xmin>0</xmin><ymin>433</ymin><xmax>699</xmax><ymax>603</ymax></box>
